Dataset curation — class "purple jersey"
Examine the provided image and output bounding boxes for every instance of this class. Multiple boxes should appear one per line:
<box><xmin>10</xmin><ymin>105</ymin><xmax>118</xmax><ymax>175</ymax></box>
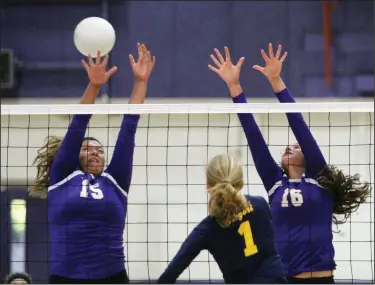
<box><xmin>268</xmin><ymin>175</ymin><xmax>335</xmax><ymax>276</ymax></box>
<box><xmin>233</xmin><ymin>90</ymin><xmax>336</xmax><ymax>277</ymax></box>
<box><xmin>48</xmin><ymin>114</ymin><xmax>139</xmax><ymax>279</ymax></box>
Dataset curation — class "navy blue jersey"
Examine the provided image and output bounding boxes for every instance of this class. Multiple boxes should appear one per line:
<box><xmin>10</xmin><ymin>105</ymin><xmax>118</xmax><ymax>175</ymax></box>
<box><xmin>233</xmin><ymin>90</ymin><xmax>336</xmax><ymax>277</ymax></box>
<box><xmin>48</xmin><ymin>114</ymin><xmax>139</xmax><ymax>279</ymax></box>
<box><xmin>158</xmin><ymin>195</ymin><xmax>285</xmax><ymax>284</ymax></box>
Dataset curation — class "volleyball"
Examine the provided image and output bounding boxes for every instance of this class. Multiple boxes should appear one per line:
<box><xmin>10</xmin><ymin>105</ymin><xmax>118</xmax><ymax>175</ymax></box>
<box><xmin>73</xmin><ymin>17</ymin><xmax>116</xmax><ymax>57</ymax></box>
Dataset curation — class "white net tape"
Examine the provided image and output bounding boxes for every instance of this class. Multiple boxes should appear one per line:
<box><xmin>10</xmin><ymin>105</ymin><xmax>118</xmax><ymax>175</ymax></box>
<box><xmin>1</xmin><ymin>101</ymin><xmax>373</xmax><ymax>115</ymax></box>
<box><xmin>1</xmin><ymin>102</ymin><xmax>374</xmax><ymax>282</ymax></box>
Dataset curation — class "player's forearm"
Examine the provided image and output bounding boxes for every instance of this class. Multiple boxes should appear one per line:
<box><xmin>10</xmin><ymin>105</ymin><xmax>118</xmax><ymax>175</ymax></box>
<box><xmin>275</xmin><ymin>87</ymin><xmax>327</xmax><ymax>176</ymax></box>
<box><xmin>232</xmin><ymin>92</ymin><xmax>283</xmax><ymax>190</ymax></box>
<box><xmin>158</xmin><ymin>229</ymin><xmax>204</xmax><ymax>283</ymax></box>
<box><xmin>128</xmin><ymin>79</ymin><xmax>147</xmax><ymax>104</ymax></box>
<box><xmin>158</xmin><ymin>251</ymin><xmax>194</xmax><ymax>283</ymax></box>
<box><xmin>80</xmin><ymin>82</ymin><xmax>101</xmax><ymax>104</ymax></box>
<box><xmin>50</xmin><ymin>115</ymin><xmax>91</xmax><ymax>183</ymax></box>
<box><xmin>158</xmin><ymin>270</ymin><xmax>179</xmax><ymax>284</ymax></box>
<box><xmin>106</xmin><ymin>114</ymin><xmax>140</xmax><ymax>190</ymax></box>
<box><xmin>106</xmin><ymin>78</ymin><xmax>145</xmax><ymax>187</ymax></box>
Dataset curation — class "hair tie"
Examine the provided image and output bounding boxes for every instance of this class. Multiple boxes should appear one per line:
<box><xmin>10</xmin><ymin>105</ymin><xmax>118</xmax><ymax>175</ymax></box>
<box><xmin>222</xmin><ymin>180</ymin><xmax>231</xmax><ymax>184</ymax></box>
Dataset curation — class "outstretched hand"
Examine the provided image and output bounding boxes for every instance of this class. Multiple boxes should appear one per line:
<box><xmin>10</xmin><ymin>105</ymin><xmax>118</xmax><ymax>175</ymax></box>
<box><xmin>208</xmin><ymin>46</ymin><xmax>245</xmax><ymax>85</ymax></box>
<box><xmin>82</xmin><ymin>50</ymin><xmax>118</xmax><ymax>86</ymax></box>
<box><xmin>252</xmin><ymin>43</ymin><xmax>287</xmax><ymax>80</ymax></box>
<box><xmin>129</xmin><ymin>43</ymin><xmax>156</xmax><ymax>82</ymax></box>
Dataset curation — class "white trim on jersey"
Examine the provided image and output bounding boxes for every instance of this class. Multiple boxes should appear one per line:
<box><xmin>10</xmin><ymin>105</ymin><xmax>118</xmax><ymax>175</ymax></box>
<box><xmin>268</xmin><ymin>177</ymin><xmax>324</xmax><ymax>197</ymax></box>
<box><xmin>268</xmin><ymin>181</ymin><xmax>282</xmax><ymax>196</ymax></box>
<box><xmin>305</xmin><ymin>178</ymin><xmax>325</xmax><ymax>188</ymax></box>
<box><xmin>47</xmin><ymin>170</ymin><xmax>128</xmax><ymax>199</ymax></box>
<box><xmin>48</xmin><ymin>170</ymin><xmax>84</xmax><ymax>192</ymax></box>
<box><xmin>101</xmin><ymin>172</ymin><xmax>128</xmax><ymax>198</ymax></box>
<box><xmin>288</xmin><ymin>178</ymin><xmax>301</xmax><ymax>182</ymax></box>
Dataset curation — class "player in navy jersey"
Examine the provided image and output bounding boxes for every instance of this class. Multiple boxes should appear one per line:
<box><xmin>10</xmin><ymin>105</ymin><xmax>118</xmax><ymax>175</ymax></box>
<box><xmin>158</xmin><ymin>154</ymin><xmax>287</xmax><ymax>284</ymax></box>
<box><xmin>29</xmin><ymin>44</ymin><xmax>156</xmax><ymax>284</ymax></box>
<box><xmin>208</xmin><ymin>45</ymin><xmax>370</xmax><ymax>284</ymax></box>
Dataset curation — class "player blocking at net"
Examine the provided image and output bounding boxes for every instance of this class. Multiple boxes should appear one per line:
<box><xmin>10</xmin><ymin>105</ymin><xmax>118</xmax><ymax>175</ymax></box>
<box><xmin>157</xmin><ymin>158</ymin><xmax>287</xmax><ymax>283</ymax></box>
<box><xmin>29</xmin><ymin>43</ymin><xmax>156</xmax><ymax>284</ymax></box>
<box><xmin>207</xmin><ymin>45</ymin><xmax>370</xmax><ymax>284</ymax></box>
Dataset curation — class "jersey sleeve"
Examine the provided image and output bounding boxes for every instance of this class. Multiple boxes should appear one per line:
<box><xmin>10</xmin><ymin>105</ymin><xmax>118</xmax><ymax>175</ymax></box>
<box><xmin>50</xmin><ymin>114</ymin><xmax>91</xmax><ymax>185</ymax></box>
<box><xmin>105</xmin><ymin>114</ymin><xmax>140</xmax><ymax>192</ymax></box>
<box><xmin>157</xmin><ymin>222</ymin><xmax>208</xmax><ymax>284</ymax></box>
<box><xmin>233</xmin><ymin>93</ymin><xmax>283</xmax><ymax>191</ymax></box>
<box><xmin>275</xmin><ymin>89</ymin><xmax>327</xmax><ymax>178</ymax></box>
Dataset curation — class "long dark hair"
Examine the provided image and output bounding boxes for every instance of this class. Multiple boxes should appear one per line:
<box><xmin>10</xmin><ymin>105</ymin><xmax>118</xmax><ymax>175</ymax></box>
<box><xmin>29</xmin><ymin>136</ymin><xmax>101</xmax><ymax>198</ymax></box>
<box><xmin>317</xmin><ymin>165</ymin><xmax>371</xmax><ymax>225</ymax></box>
<box><xmin>29</xmin><ymin>136</ymin><xmax>63</xmax><ymax>198</ymax></box>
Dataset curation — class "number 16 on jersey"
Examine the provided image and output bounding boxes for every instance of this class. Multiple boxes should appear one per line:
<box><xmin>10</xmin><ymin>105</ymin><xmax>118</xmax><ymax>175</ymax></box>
<box><xmin>281</xmin><ymin>188</ymin><xmax>303</xmax><ymax>207</ymax></box>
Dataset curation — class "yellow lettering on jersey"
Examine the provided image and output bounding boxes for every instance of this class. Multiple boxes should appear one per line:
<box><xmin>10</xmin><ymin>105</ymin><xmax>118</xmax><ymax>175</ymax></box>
<box><xmin>238</xmin><ymin>220</ymin><xmax>258</xmax><ymax>257</ymax></box>
<box><xmin>236</xmin><ymin>204</ymin><xmax>254</xmax><ymax>222</ymax></box>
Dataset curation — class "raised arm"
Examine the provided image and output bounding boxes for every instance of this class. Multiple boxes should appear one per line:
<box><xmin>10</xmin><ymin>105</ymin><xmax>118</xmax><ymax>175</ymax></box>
<box><xmin>105</xmin><ymin>43</ymin><xmax>156</xmax><ymax>191</ymax></box>
<box><xmin>104</xmin><ymin>114</ymin><xmax>139</xmax><ymax>191</ymax></box>
<box><xmin>157</xmin><ymin>223</ymin><xmax>207</xmax><ymax>284</ymax></box>
<box><xmin>253</xmin><ymin>43</ymin><xmax>327</xmax><ymax>178</ymax></box>
<box><xmin>275</xmin><ymin>82</ymin><xmax>326</xmax><ymax>177</ymax></box>
<box><xmin>50</xmin><ymin>114</ymin><xmax>92</xmax><ymax>184</ymax></box>
<box><xmin>50</xmin><ymin>51</ymin><xmax>117</xmax><ymax>185</ymax></box>
<box><xmin>208</xmin><ymin>47</ymin><xmax>283</xmax><ymax>191</ymax></box>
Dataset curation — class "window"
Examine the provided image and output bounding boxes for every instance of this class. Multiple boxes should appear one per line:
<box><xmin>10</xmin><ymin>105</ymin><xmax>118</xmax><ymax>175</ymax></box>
<box><xmin>10</xmin><ymin>199</ymin><xmax>26</xmax><ymax>273</ymax></box>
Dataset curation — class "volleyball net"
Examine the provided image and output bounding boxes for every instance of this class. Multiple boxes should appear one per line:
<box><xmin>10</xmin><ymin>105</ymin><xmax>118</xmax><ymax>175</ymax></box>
<box><xmin>1</xmin><ymin>102</ymin><xmax>374</xmax><ymax>283</ymax></box>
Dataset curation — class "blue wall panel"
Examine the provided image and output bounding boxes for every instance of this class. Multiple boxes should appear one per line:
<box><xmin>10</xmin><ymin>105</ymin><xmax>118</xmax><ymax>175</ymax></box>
<box><xmin>1</xmin><ymin>1</ymin><xmax>373</xmax><ymax>99</ymax></box>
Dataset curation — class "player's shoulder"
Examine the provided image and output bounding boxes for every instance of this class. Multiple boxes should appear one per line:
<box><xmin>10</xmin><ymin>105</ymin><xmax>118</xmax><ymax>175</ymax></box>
<box><xmin>190</xmin><ymin>217</ymin><xmax>214</xmax><ymax>237</ymax></box>
<box><xmin>48</xmin><ymin>170</ymin><xmax>84</xmax><ymax>190</ymax></box>
<box><xmin>303</xmin><ymin>176</ymin><xmax>324</xmax><ymax>187</ymax></box>
<box><xmin>244</xmin><ymin>195</ymin><xmax>269</xmax><ymax>211</ymax></box>
<box><xmin>244</xmin><ymin>194</ymin><xmax>267</xmax><ymax>204</ymax></box>
<box><xmin>197</xmin><ymin>216</ymin><xmax>215</xmax><ymax>228</ymax></box>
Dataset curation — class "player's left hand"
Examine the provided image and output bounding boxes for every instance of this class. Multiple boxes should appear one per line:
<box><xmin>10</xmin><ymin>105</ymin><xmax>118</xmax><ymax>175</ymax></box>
<box><xmin>129</xmin><ymin>43</ymin><xmax>156</xmax><ymax>82</ymax></box>
<box><xmin>208</xmin><ymin>46</ymin><xmax>245</xmax><ymax>85</ymax></box>
<box><xmin>252</xmin><ymin>43</ymin><xmax>288</xmax><ymax>80</ymax></box>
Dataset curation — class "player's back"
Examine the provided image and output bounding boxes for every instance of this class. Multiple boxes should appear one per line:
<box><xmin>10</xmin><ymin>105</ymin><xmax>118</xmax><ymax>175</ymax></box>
<box><xmin>203</xmin><ymin>195</ymin><xmax>285</xmax><ymax>283</ymax></box>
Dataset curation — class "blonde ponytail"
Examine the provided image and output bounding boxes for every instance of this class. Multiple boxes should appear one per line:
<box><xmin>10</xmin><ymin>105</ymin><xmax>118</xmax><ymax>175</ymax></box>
<box><xmin>206</xmin><ymin>154</ymin><xmax>247</xmax><ymax>228</ymax></box>
<box><xmin>208</xmin><ymin>182</ymin><xmax>248</xmax><ymax>228</ymax></box>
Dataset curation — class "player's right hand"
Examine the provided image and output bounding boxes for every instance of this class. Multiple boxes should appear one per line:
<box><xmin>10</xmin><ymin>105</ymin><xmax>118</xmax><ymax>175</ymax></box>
<box><xmin>82</xmin><ymin>49</ymin><xmax>118</xmax><ymax>86</ymax></box>
<box><xmin>252</xmin><ymin>43</ymin><xmax>288</xmax><ymax>80</ymax></box>
<box><xmin>208</xmin><ymin>46</ymin><xmax>245</xmax><ymax>86</ymax></box>
<box><xmin>129</xmin><ymin>43</ymin><xmax>156</xmax><ymax>82</ymax></box>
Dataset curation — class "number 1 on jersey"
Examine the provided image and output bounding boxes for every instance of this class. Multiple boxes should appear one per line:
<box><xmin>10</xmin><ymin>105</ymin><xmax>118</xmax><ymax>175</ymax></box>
<box><xmin>238</xmin><ymin>221</ymin><xmax>258</xmax><ymax>257</ymax></box>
